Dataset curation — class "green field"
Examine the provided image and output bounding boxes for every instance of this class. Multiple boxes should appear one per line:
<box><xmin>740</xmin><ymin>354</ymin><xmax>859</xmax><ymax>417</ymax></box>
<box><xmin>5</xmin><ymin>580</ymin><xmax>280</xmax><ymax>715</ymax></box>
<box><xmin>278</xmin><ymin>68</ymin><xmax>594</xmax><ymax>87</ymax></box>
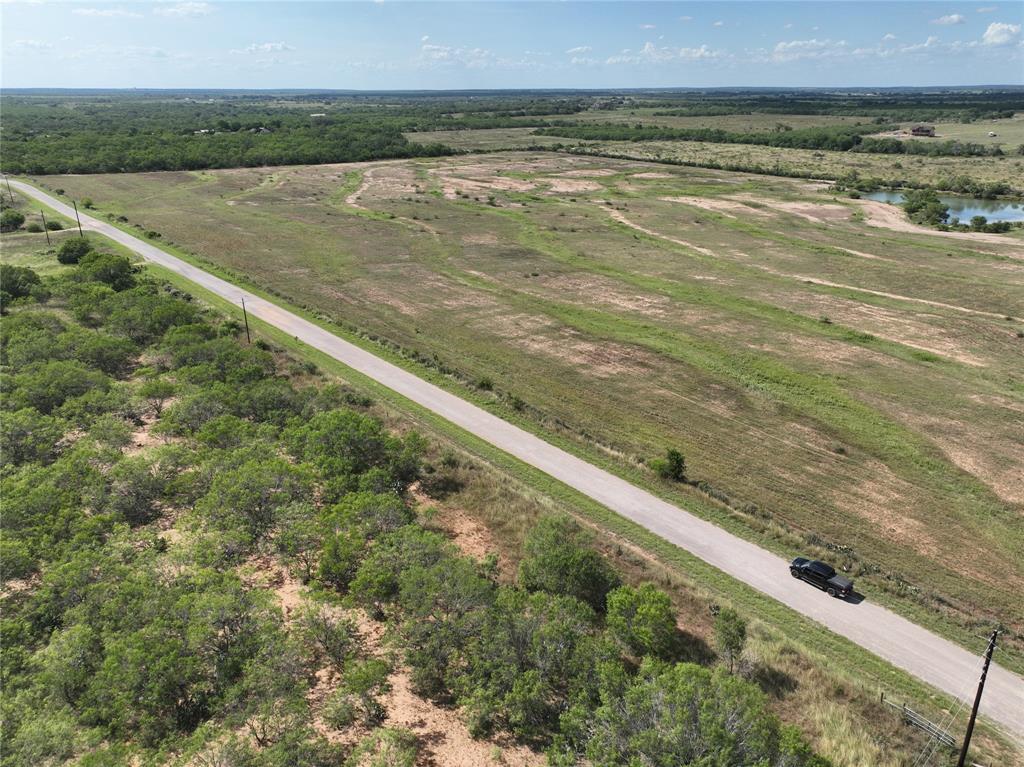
<box><xmin>410</xmin><ymin>127</ymin><xmax>1024</xmax><ymax>190</ymax></box>
<box><xmin>517</xmin><ymin>107</ymin><xmax>875</xmax><ymax>132</ymax></box>
<box><xmin>38</xmin><ymin>154</ymin><xmax>1024</xmax><ymax>669</ymax></box>
<box><xmin>882</xmin><ymin>113</ymin><xmax>1024</xmax><ymax>146</ymax></box>
<box><xmin>6</xmin><ymin>176</ymin><xmax>1023</xmax><ymax>765</ymax></box>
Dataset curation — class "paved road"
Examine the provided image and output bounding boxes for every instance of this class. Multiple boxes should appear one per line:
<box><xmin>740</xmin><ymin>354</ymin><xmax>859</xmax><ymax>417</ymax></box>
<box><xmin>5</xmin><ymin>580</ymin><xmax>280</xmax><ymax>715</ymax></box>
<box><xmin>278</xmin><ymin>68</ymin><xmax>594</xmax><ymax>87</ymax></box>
<box><xmin>14</xmin><ymin>179</ymin><xmax>1024</xmax><ymax>742</ymax></box>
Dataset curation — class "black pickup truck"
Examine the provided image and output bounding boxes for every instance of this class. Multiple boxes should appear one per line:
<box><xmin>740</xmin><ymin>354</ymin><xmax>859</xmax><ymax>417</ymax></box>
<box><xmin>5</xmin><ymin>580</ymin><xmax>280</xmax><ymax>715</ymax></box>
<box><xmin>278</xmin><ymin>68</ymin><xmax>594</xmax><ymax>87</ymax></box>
<box><xmin>790</xmin><ymin>557</ymin><xmax>854</xmax><ymax>598</ymax></box>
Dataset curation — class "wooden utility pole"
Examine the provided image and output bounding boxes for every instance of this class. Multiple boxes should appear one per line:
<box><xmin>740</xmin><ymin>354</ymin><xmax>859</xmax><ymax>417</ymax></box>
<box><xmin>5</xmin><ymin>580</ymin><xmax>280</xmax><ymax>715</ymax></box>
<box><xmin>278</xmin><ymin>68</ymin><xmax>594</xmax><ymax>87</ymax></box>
<box><xmin>4</xmin><ymin>176</ymin><xmax>14</xmax><ymax>204</ymax></box>
<box><xmin>40</xmin><ymin>210</ymin><xmax>51</xmax><ymax>245</ymax></box>
<box><xmin>72</xmin><ymin>201</ymin><xmax>84</xmax><ymax>237</ymax></box>
<box><xmin>241</xmin><ymin>296</ymin><xmax>252</xmax><ymax>344</ymax></box>
<box><xmin>956</xmin><ymin>629</ymin><xmax>1000</xmax><ymax>767</ymax></box>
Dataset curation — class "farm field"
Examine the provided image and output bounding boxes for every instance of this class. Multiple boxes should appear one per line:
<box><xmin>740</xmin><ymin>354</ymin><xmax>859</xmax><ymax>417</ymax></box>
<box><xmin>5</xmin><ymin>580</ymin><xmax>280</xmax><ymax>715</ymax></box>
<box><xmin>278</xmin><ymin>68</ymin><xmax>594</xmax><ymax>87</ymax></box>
<box><xmin>40</xmin><ymin>152</ymin><xmax>1024</xmax><ymax>666</ymax></box>
<box><xmin>409</xmin><ymin>127</ymin><xmax>1024</xmax><ymax>190</ymax></box>
<box><xmin>517</xmin><ymin>107</ymin><xmax>876</xmax><ymax>132</ymax></box>
<box><xmin>878</xmin><ymin>113</ymin><xmax>1024</xmax><ymax>146</ymax></box>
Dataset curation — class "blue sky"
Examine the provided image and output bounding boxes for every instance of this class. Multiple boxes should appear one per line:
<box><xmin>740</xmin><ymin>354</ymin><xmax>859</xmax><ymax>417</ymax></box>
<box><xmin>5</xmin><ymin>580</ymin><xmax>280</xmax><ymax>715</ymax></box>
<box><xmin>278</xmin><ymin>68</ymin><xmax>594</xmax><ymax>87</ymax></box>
<box><xmin>2</xmin><ymin>1</ymin><xmax>1022</xmax><ymax>89</ymax></box>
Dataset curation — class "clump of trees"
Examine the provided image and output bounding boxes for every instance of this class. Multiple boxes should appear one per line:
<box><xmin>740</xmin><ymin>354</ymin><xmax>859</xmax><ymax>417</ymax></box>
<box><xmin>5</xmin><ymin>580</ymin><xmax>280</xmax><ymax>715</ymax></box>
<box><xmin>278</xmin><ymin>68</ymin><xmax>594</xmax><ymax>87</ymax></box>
<box><xmin>902</xmin><ymin>189</ymin><xmax>950</xmax><ymax>226</ymax></box>
<box><xmin>1</xmin><ymin>208</ymin><xmax>26</xmax><ymax>232</ymax></box>
<box><xmin>56</xmin><ymin>237</ymin><xmax>94</xmax><ymax>264</ymax></box>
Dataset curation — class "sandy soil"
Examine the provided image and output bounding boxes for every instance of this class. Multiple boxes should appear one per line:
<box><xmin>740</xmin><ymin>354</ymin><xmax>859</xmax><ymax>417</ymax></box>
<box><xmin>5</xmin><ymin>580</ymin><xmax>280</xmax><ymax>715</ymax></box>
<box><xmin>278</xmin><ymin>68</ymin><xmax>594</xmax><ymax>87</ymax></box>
<box><xmin>538</xmin><ymin>272</ymin><xmax>670</xmax><ymax>317</ymax></box>
<box><xmin>380</xmin><ymin>667</ymin><xmax>542</xmax><ymax>767</ymax></box>
<box><xmin>557</xmin><ymin>168</ymin><xmax>618</xmax><ymax>177</ymax></box>
<box><xmin>545</xmin><ymin>178</ymin><xmax>602</xmax><ymax>194</ymax></box>
<box><xmin>632</xmin><ymin>172</ymin><xmax>674</xmax><ymax>179</ymax></box>
<box><xmin>661</xmin><ymin>195</ymin><xmax>770</xmax><ymax>219</ymax></box>
<box><xmin>733</xmin><ymin>194</ymin><xmax>851</xmax><ymax>223</ymax></box>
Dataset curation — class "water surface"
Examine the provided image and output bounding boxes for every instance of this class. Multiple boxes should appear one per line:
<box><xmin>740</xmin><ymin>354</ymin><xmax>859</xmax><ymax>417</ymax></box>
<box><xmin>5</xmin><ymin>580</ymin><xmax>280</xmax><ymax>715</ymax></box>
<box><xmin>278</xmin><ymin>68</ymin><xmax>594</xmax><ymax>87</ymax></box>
<box><xmin>862</xmin><ymin>191</ymin><xmax>1024</xmax><ymax>223</ymax></box>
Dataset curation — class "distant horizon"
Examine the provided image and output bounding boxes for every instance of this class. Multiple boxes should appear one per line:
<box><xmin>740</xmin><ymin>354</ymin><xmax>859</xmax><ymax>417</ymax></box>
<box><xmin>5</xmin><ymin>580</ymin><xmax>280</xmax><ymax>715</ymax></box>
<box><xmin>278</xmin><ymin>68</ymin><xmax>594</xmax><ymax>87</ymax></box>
<box><xmin>4</xmin><ymin>84</ymin><xmax>1024</xmax><ymax>94</ymax></box>
<box><xmin>2</xmin><ymin>1</ymin><xmax>1022</xmax><ymax>90</ymax></box>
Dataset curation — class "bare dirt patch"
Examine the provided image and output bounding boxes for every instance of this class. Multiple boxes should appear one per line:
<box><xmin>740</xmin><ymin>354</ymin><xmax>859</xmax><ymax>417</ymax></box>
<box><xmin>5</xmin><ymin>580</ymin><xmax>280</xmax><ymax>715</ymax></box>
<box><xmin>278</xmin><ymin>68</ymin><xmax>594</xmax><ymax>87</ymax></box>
<box><xmin>829</xmin><ymin>460</ymin><xmax>941</xmax><ymax>557</ymax></box>
<box><xmin>661</xmin><ymin>196</ymin><xmax>770</xmax><ymax>219</ymax></box>
<box><xmin>632</xmin><ymin>172</ymin><xmax>674</xmax><ymax>179</ymax></box>
<box><xmin>733</xmin><ymin>195</ymin><xmax>851</xmax><ymax>223</ymax></box>
<box><xmin>538</xmin><ymin>273</ymin><xmax>670</xmax><ymax>316</ymax></box>
<box><xmin>382</xmin><ymin>666</ymin><xmax>542</xmax><ymax>767</ymax></box>
<box><xmin>486</xmin><ymin>312</ymin><xmax>653</xmax><ymax>378</ymax></box>
<box><xmin>545</xmin><ymin>178</ymin><xmax>602</xmax><ymax>194</ymax></box>
<box><xmin>557</xmin><ymin>168</ymin><xmax>618</xmax><ymax>177</ymax></box>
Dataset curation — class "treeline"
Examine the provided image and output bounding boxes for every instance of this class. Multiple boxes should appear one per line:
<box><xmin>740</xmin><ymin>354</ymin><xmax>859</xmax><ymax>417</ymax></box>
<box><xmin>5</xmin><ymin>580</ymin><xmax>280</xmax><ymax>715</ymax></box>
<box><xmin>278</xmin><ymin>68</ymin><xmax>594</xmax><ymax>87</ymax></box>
<box><xmin>0</xmin><ymin>236</ymin><xmax>829</xmax><ymax>765</ymax></box>
<box><xmin>0</xmin><ymin>121</ymin><xmax>452</xmax><ymax>175</ymax></box>
<box><xmin>0</xmin><ymin>94</ymin><xmax>589</xmax><ymax>174</ymax></box>
<box><xmin>534</xmin><ymin>122</ymin><xmax>1003</xmax><ymax>156</ymax></box>
<box><xmin>853</xmin><ymin>136</ymin><xmax>1010</xmax><ymax>156</ymax></box>
<box><xmin>640</xmin><ymin>92</ymin><xmax>1023</xmax><ymax>122</ymax></box>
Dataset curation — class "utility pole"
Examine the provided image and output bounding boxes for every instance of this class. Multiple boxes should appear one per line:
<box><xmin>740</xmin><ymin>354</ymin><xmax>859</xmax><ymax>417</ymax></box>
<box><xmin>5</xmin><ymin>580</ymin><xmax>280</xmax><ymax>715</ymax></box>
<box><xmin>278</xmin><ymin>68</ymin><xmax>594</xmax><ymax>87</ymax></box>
<box><xmin>40</xmin><ymin>210</ymin><xmax>51</xmax><ymax>245</ymax></box>
<box><xmin>240</xmin><ymin>296</ymin><xmax>252</xmax><ymax>344</ymax></box>
<box><xmin>956</xmin><ymin>629</ymin><xmax>1000</xmax><ymax>767</ymax></box>
<box><xmin>4</xmin><ymin>176</ymin><xmax>14</xmax><ymax>204</ymax></box>
<box><xmin>72</xmin><ymin>201</ymin><xmax>84</xmax><ymax>237</ymax></box>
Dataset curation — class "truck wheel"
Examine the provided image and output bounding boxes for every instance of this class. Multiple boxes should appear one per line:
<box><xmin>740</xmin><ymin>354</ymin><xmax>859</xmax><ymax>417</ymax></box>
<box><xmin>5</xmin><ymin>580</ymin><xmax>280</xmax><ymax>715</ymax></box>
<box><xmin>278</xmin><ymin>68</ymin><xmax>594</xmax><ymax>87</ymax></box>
<box><xmin>790</xmin><ymin>568</ymin><xmax>800</xmax><ymax>578</ymax></box>
<box><xmin>827</xmin><ymin>587</ymin><xmax>837</xmax><ymax>597</ymax></box>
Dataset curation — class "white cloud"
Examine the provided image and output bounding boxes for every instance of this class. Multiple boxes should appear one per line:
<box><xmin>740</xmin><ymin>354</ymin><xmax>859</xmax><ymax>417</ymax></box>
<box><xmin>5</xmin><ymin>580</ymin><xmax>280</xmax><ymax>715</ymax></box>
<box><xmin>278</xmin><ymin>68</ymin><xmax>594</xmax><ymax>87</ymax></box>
<box><xmin>153</xmin><ymin>2</ymin><xmax>213</xmax><ymax>18</ymax></box>
<box><xmin>72</xmin><ymin>7</ymin><xmax>142</xmax><ymax>18</ymax></box>
<box><xmin>771</xmin><ymin>38</ymin><xmax>848</xmax><ymax>62</ymax></box>
<box><xmin>232</xmin><ymin>41</ymin><xmax>295</xmax><ymax>54</ymax></box>
<box><xmin>932</xmin><ymin>14</ymin><xmax>966</xmax><ymax>25</ymax></box>
<box><xmin>607</xmin><ymin>41</ymin><xmax>725</xmax><ymax>65</ymax></box>
<box><xmin>421</xmin><ymin>35</ymin><xmax>429</xmax><ymax>42</ymax></box>
<box><xmin>419</xmin><ymin>43</ymin><xmax>494</xmax><ymax>68</ymax></box>
<box><xmin>882</xmin><ymin>33</ymin><xmax>897</xmax><ymax>41</ymax></box>
<box><xmin>712</xmin><ymin>20</ymin><xmax>724</xmax><ymax>27</ymax></box>
<box><xmin>783</xmin><ymin>22</ymin><xmax>793</xmax><ymax>29</ymax></box>
<box><xmin>679</xmin><ymin>16</ymin><xmax>693</xmax><ymax>22</ymax></box>
<box><xmin>570</xmin><ymin>56</ymin><xmax>598</xmax><ymax>66</ymax></box>
<box><xmin>13</xmin><ymin>38</ymin><xmax>53</xmax><ymax>50</ymax></box>
<box><xmin>977</xmin><ymin>6</ymin><xmax>997</xmax><ymax>12</ymax></box>
<box><xmin>566</xmin><ymin>45</ymin><xmax>592</xmax><ymax>54</ymax></box>
<box><xmin>65</xmin><ymin>45</ymin><xmax>171</xmax><ymax>60</ymax></box>
<box><xmin>639</xmin><ymin>24</ymin><xmax>656</xmax><ymax>30</ymax></box>
<box><xmin>982</xmin><ymin>21</ymin><xmax>1020</xmax><ymax>45</ymax></box>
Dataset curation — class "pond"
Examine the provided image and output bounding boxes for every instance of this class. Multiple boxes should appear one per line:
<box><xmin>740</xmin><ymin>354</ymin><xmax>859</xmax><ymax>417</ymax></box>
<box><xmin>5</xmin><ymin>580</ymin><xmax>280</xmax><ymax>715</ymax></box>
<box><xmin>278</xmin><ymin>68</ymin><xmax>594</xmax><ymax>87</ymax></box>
<box><xmin>862</xmin><ymin>191</ymin><xmax>1024</xmax><ymax>223</ymax></box>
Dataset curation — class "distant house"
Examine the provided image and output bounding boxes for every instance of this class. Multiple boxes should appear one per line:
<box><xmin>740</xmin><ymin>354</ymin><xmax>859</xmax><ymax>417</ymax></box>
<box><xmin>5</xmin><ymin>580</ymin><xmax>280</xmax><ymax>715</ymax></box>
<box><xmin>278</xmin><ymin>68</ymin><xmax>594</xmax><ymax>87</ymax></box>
<box><xmin>910</xmin><ymin>125</ymin><xmax>935</xmax><ymax>137</ymax></box>
<box><xmin>309</xmin><ymin>113</ymin><xmax>327</xmax><ymax>118</ymax></box>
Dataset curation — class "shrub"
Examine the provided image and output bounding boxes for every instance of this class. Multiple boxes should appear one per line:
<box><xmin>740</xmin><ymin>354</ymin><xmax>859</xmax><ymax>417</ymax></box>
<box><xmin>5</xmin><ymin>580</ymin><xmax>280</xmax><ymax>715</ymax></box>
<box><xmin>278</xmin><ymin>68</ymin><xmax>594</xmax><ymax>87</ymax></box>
<box><xmin>26</xmin><ymin>222</ymin><xmax>43</xmax><ymax>233</ymax></box>
<box><xmin>714</xmin><ymin>607</ymin><xmax>748</xmax><ymax>673</ymax></box>
<box><xmin>606</xmin><ymin>583</ymin><xmax>677</xmax><ymax>659</ymax></box>
<box><xmin>0</xmin><ymin>264</ymin><xmax>42</xmax><ymax>312</ymax></box>
<box><xmin>651</xmin><ymin>448</ymin><xmax>686</xmax><ymax>482</ymax></box>
<box><xmin>56</xmin><ymin>237</ymin><xmax>93</xmax><ymax>264</ymax></box>
<box><xmin>1</xmin><ymin>209</ymin><xmax>26</xmax><ymax>232</ymax></box>
<box><xmin>77</xmin><ymin>252</ymin><xmax>136</xmax><ymax>291</ymax></box>
<box><xmin>45</xmin><ymin>220</ymin><xmax>64</xmax><ymax>231</ymax></box>
<box><xmin>518</xmin><ymin>516</ymin><xmax>620</xmax><ymax>612</ymax></box>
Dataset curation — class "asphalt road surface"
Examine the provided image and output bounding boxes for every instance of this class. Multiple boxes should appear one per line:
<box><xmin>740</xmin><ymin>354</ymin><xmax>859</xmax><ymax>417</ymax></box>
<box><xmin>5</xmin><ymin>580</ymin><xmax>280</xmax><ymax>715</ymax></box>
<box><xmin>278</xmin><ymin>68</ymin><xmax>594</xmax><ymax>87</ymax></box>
<box><xmin>14</xmin><ymin>179</ymin><xmax>1023</xmax><ymax>743</ymax></box>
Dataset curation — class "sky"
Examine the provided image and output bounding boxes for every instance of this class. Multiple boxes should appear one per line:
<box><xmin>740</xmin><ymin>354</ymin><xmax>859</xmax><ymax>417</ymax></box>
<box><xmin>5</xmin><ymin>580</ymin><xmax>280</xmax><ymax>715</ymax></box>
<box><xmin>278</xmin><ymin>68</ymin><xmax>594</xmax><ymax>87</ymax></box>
<box><xmin>2</xmin><ymin>1</ymin><xmax>1022</xmax><ymax>90</ymax></box>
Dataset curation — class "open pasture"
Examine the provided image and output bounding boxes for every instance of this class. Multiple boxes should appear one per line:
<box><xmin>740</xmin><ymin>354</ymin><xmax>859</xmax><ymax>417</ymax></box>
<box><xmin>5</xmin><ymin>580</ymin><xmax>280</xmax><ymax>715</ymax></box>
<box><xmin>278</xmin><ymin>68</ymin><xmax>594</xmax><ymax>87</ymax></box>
<box><xmin>877</xmin><ymin>113</ymin><xmax>1024</xmax><ymax>147</ymax></box>
<box><xmin>408</xmin><ymin>127</ymin><xmax>1024</xmax><ymax>190</ymax></box>
<box><xmin>519</xmin><ymin>107</ymin><xmax>875</xmax><ymax>132</ymax></box>
<box><xmin>41</xmin><ymin>153</ymin><xmax>1024</xmax><ymax>658</ymax></box>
